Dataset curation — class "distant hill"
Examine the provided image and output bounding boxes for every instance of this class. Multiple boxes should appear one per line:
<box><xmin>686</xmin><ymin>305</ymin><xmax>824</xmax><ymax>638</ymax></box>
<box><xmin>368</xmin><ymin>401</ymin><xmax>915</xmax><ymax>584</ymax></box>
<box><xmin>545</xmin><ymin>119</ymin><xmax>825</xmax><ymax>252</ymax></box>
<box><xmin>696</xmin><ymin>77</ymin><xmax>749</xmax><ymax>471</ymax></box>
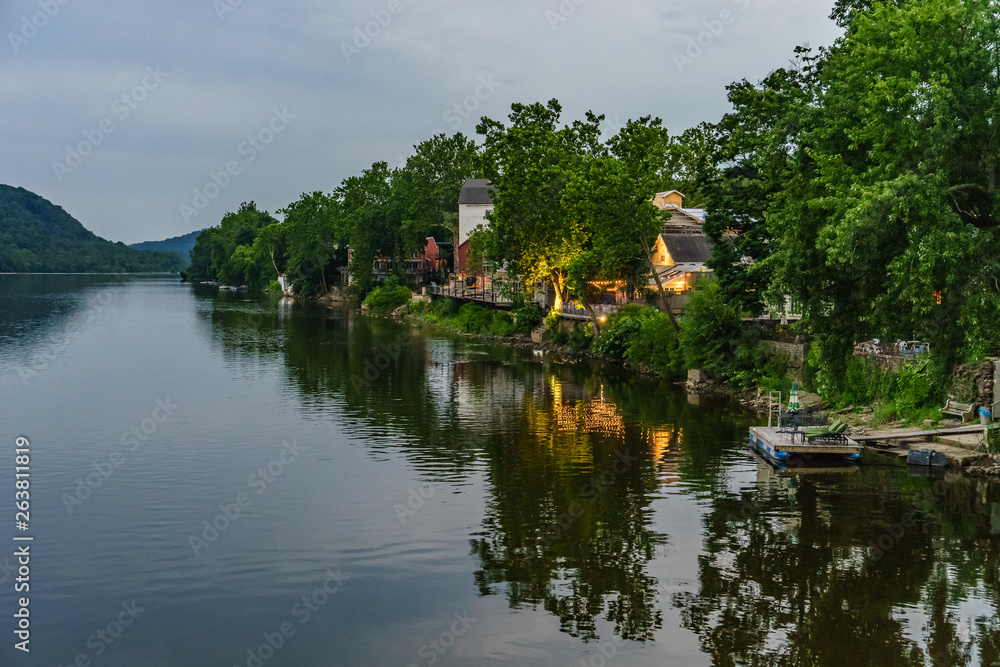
<box><xmin>0</xmin><ymin>185</ymin><xmax>182</xmax><ymax>273</ymax></box>
<box><xmin>129</xmin><ymin>230</ymin><xmax>203</xmax><ymax>269</ymax></box>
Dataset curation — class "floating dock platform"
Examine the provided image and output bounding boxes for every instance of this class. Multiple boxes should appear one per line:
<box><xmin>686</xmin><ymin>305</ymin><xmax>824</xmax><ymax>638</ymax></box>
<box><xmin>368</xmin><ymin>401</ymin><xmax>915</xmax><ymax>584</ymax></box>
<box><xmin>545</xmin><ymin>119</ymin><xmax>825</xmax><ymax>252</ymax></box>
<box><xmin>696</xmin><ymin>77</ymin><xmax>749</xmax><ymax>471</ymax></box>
<box><xmin>749</xmin><ymin>426</ymin><xmax>862</xmax><ymax>466</ymax></box>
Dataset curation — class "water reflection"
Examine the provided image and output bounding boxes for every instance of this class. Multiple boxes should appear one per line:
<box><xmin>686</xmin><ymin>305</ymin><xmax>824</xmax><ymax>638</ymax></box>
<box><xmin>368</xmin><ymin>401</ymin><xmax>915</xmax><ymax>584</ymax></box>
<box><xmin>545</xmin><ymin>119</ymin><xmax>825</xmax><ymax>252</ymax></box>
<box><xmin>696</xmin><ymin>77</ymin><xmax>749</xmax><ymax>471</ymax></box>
<box><xmin>0</xmin><ymin>273</ymin><xmax>132</xmax><ymax>380</ymax></box>
<box><xmin>674</xmin><ymin>464</ymin><xmax>1000</xmax><ymax>665</ymax></box>
<box><xmin>199</xmin><ymin>294</ymin><xmax>1000</xmax><ymax>660</ymax></box>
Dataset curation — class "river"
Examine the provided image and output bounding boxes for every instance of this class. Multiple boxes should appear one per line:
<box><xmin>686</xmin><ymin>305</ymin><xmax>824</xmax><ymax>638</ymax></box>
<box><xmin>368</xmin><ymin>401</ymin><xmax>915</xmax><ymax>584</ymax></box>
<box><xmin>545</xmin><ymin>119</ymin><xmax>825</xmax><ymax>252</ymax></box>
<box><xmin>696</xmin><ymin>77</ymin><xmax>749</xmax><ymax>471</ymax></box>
<box><xmin>1</xmin><ymin>274</ymin><xmax>998</xmax><ymax>666</ymax></box>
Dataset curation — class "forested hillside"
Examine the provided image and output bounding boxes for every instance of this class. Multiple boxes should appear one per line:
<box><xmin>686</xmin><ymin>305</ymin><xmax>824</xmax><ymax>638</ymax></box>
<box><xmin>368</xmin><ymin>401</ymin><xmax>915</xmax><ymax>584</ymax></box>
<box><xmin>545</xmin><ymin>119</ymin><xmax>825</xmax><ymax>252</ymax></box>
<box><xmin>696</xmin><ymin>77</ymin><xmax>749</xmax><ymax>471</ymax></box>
<box><xmin>0</xmin><ymin>185</ymin><xmax>182</xmax><ymax>273</ymax></box>
<box><xmin>129</xmin><ymin>230</ymin><xmax>203</xmax><ymax>269</ymax></box>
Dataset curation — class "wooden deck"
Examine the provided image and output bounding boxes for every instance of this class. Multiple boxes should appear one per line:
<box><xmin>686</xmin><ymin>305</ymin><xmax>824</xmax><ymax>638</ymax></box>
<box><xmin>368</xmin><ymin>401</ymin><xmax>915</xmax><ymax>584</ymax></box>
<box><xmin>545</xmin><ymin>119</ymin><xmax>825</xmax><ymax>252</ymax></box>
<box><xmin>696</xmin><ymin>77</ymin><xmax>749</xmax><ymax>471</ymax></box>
<box><xmin>851</xmin><ymin>424</ymin><xmax>987</xmax><ymax>442</ymax></box>
<box><xmin>749</xmin><ymin>426</ymin><xmax>862</xmax><ymax>459</ymax></box>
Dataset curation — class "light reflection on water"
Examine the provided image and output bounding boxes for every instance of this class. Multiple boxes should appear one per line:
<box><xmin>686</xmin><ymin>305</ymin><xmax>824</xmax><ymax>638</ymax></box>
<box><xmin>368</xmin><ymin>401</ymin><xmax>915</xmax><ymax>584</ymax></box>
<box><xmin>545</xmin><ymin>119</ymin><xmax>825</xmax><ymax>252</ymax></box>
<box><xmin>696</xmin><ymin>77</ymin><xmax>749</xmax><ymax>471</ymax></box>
<box><xmin>0</xmin><ymin>274</ymin><xmax>997</xmax><ymax>666</ymax></box>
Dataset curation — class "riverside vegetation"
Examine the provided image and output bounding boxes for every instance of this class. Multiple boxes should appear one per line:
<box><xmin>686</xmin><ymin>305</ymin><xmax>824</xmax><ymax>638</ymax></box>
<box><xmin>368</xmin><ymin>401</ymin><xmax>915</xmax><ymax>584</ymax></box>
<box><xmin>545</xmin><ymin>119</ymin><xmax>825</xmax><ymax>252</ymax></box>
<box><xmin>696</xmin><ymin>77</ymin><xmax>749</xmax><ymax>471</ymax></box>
<box><xmin>184</xmin><ymin>0</ymin><xmax>1000</xmax><ymax>434</ymax></box>
<box><xmin>364</xmin><ymin>280</ymin><xmax>975</xmax><ymax>434</ymax></box>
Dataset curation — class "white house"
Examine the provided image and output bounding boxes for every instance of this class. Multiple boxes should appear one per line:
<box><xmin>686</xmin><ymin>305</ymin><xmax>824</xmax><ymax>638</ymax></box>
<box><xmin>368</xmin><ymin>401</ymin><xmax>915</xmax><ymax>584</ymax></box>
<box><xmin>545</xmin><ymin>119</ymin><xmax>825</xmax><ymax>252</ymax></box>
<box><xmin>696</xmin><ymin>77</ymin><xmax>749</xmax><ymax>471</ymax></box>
<box><xmin>457</xmin><ymin>179</ymin><xmax>494</xmax><ymax>274</ymax></box>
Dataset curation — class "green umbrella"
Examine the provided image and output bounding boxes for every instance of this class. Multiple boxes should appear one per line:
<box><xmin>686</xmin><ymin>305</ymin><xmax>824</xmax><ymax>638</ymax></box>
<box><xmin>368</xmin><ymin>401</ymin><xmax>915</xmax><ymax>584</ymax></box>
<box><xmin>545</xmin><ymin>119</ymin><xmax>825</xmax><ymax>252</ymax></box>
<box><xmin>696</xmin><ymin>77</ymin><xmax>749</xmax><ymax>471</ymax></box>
<box><xmin>788</xmin><ymin>382</ymin><xmax>800</xmax><ymax>413</ymax></box>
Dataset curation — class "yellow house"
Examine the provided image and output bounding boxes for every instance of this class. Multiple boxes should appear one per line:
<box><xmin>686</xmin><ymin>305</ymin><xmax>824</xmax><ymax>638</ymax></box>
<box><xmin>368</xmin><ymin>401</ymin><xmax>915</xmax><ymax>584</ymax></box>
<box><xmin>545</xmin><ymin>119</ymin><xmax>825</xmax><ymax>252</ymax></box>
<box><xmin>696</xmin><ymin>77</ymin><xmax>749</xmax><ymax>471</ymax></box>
<box><xmin>649</xmin><ymin>191</ymin><xmax>714</xmax><ymax>293</ymax></box>
<box><xmin>652</xmin><ymin>233</ymin><xmax>713</xmax><ymax>267</ymax></box>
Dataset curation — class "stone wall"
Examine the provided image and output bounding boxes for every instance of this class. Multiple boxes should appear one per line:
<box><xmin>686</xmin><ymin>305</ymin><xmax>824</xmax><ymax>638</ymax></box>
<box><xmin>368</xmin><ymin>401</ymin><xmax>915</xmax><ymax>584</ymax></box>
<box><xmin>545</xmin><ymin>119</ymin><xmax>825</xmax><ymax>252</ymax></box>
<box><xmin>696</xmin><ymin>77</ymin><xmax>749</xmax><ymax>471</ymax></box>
<box><xmin>951</xmin><ymin>360</ymin><xmax>996</xmax><ymax>409</ymax></box>
<box><xmin>760</xmin><ymin>339</ymin><xmax>810</xmax><ymax>369</ymax></box>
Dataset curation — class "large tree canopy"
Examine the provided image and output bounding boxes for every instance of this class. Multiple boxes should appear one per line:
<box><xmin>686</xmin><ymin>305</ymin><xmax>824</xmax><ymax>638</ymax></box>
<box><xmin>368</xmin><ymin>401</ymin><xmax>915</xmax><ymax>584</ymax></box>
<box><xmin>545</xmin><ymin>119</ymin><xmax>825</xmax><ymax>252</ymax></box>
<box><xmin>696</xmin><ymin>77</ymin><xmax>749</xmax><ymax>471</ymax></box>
<box><xmin>709</xmin><ymin>0</ymin><xmax>1000</xmax><ymax>382</ymax></box>
<box><xmin>477</xmin><ymin>100</ymin><xmax>603</xmax><ymax>309</ymax></box>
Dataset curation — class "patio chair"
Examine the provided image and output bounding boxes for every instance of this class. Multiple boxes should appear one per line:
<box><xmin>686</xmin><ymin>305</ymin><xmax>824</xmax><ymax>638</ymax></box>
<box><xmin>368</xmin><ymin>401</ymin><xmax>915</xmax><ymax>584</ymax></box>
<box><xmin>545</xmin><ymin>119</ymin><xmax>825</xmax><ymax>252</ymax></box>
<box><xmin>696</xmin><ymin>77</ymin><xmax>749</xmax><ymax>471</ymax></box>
<box><xmin>802</xmin><ymin>420</ymin><xmax>848</xmax><ymax>442</ymax></box>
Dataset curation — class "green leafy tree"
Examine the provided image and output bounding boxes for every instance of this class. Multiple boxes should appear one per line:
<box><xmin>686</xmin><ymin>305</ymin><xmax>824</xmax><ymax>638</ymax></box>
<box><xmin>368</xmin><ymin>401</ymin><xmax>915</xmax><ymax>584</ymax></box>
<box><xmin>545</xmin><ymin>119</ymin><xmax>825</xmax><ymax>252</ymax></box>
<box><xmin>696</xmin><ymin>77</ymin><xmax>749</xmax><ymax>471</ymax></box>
<box><xmin>280</xmin><ymin>192</ymin><xmax>345</xmax><ymax>296</ymax></box>
<box><xmin>396</xmin><ymin>133</ymin><xmax>480</xmax><ymax>253</ymax></box>
<box><xmin>186</xmin><ymin>228</ymin><xmax>215</xmax><ymax>281</ymax></box>
<box><xmin>705</xmin><ymin>55</ymin><xmax>818</xmax><ymax>317</ymax></box>
<box><xmin>477</xmin><ymin>100</ymin><xmax>602</xmax><ymax>309</ymax></box>
<box><xmin>763</xmin><ymin>0</ymin><xmax>1000</xmax><ymax>378</ymax></box>
<box><xmin>188</xmin><ymin>202</ymin><xmax>277</xmax><ymax>286</ymax></box>
<box><xmin>337</xmin><ymin>162</ymin><xmax>404</xmax><ymax>295</ymax></box>
<box><xmin>661</xmin><ymin>122</ymin><xmax>719</xmax><ymax>207</ymax></box>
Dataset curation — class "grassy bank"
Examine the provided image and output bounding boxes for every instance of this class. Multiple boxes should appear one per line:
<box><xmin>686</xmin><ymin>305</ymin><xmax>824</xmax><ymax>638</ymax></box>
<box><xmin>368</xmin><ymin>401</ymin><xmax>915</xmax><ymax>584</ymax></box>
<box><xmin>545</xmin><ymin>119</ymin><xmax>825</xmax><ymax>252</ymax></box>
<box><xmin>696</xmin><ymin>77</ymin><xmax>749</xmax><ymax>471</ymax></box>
<box><xmin>406</xmin><ymin>296</ymin><xmax>543</xmax><ymax>337</ymax></box>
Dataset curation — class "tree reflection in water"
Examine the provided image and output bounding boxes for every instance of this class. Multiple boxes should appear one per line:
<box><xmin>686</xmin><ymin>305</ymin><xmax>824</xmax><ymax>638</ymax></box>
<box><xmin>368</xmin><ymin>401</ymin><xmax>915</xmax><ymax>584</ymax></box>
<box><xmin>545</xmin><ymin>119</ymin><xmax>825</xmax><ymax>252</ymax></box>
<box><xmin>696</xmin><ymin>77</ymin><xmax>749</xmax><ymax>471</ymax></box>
<box><xmin>202</xmin><ymin>298</ymin><xmax>1000</xmax><ymax>661</ymax></box>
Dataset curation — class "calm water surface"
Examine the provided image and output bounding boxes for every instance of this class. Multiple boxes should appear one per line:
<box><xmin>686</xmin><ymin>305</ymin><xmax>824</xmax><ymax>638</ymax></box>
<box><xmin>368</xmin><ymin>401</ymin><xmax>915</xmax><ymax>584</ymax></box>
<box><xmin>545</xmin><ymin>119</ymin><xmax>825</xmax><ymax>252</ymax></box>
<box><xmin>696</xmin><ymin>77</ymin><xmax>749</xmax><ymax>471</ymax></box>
<box><xmin>1</xmin><ymin>275</ymin><xmax>998</xmax><ymax>666</ymax></box>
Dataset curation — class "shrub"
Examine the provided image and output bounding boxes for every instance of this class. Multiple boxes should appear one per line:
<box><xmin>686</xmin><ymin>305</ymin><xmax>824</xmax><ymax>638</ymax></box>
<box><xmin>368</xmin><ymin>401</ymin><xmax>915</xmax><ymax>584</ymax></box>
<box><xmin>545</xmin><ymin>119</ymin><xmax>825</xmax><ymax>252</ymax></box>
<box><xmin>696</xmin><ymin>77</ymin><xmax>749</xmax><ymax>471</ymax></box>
<box><xmin>679</xmin><ymin>281</ymin><xmax>743</xmax><ymax>374</ymax></box>
<box><xmin>454</xmin><ymin>303</ymin><xmax>494</xmax><ymax>334</ymax></box>
<box><xmin>363</xmin><ymin>277</ymin><xmax>411</xmax><ymax>315</ymax></box>
<box><xmin>549</xmin><ymin>322</ymin><xmax>593</xmax><ymax>350</ymax></box>
<box><xmin>593</xmin><ymin>304</ymin><xmax>653</xmax><ymax>359</ymax></box>
<box><xmin>514</xmin><ymin>304</ymin><xmax>543</xmax><ymax>333</ymax></box>
<box><xmin>542</xmin><ymin>310</ymin><xmax>561</xmax><ymax>339</ymax></box>
<box><xmin>987</xmin><ymin>425</ymin><xmax>1000</xmax><ymax>453</ymax></box>
<box><xmin>567</xmin><ymin>323</ymin><xmax>593</xmax><ymax>351</ymax></box>
<box><xmin>818</xmin><ymin>355</ymin><xmax>941</xmax><ymax>424</ymax></box>
<box><xmin>625</xmin><ymin>310</ymin><xmax>684</xmax><ymax>378</ymax></box>
<box><xmin>429</xmin><ymin>297</ymin><xmax>459</xmax><ymax>319</ymax></box>
<box><xmin>489</xmin><ymin>311</ymin><xmax>518</xmax><ymax>336</ymax></box>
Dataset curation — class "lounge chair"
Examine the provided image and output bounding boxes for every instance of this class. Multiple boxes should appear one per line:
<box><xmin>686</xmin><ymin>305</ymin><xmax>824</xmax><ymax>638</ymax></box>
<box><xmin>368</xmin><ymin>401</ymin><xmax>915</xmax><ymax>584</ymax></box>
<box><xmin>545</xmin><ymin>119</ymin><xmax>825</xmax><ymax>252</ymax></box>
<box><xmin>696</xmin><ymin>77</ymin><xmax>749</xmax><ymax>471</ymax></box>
<box><xmin>802</xmin><ymin>420</ymin><xmax>848</xmax><ymax>442</ymax></box>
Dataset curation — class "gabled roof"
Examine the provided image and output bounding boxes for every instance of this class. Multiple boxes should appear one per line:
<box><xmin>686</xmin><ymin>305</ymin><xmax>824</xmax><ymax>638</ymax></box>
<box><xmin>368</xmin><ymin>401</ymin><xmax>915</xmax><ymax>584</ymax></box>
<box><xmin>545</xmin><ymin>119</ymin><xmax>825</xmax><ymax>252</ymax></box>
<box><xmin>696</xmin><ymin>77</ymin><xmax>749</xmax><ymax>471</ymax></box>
<box><xmin>678</xmin><ymin>208</ymin><xmax>706</xmax><ymax>223</ymax></box>
<box><xmin>659</xmin><ymin>233</ymin><xmax>713</xmax><ymax>263</ymax></box>
<box><xmin>458</xmin><ymin>179</ymin><xmax>495</xmax><ymax>205</ymax></box>
<box><xmin>663</xmin><ymin>207</ymin><xmax>706</xmax><ymax>224</ymax></box>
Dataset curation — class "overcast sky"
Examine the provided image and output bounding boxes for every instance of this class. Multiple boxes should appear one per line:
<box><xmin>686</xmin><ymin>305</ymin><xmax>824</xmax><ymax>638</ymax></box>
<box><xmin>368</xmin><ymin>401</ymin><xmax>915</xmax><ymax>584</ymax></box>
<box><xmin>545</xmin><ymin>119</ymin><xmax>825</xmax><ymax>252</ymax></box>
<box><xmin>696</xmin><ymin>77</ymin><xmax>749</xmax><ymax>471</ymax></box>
<box><xmin>1</xmin><ymin>0</ymin><xmax>842</xmax><ymax>244</ymax></box>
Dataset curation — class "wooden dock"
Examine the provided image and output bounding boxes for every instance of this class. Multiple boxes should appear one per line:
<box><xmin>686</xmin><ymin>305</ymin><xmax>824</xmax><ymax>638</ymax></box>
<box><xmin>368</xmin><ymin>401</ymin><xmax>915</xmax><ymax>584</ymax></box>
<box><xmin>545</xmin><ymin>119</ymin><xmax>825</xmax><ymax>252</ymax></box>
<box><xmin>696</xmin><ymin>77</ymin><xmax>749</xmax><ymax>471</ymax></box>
<box><xmin>851</xmin><ymin>424</ymin><xmax>987</xmax><ymax>442</ymax></box>
<box><xmin>853</xmin><ymin>424</ymin><xmax>991</xmax><ymax>468</ymax></box>
<box><xmin>749</xmin><ymin>426</ymin><xmax>862</xmax><ymax>464</ymax></box>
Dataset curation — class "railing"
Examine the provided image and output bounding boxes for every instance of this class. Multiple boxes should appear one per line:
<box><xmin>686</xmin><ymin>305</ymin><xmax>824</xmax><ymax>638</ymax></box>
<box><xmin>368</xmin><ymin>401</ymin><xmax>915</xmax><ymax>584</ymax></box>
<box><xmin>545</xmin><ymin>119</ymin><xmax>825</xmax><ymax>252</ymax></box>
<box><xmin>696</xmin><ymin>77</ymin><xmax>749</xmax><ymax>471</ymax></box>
<box><xmin>430</xmin><ymin>277</ymin><xmax>522</xmax><ymax>305</ymax></box>
<box><xmin>559</xmin><ymin>292</ymin><xmax>668</xmax><ymax>320</ymax></box>
<box><xmin>560</xmin><ymin>302</ymin><xmax>624</xmax><ymax>319</ymax></box>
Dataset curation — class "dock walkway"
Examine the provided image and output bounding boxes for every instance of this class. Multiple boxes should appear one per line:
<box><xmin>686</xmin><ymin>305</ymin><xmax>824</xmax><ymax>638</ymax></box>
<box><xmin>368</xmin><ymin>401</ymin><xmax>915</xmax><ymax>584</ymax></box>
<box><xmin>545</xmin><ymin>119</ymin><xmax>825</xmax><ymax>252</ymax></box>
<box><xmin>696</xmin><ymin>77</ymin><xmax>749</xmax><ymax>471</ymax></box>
<box><xmin>852</xmin><ymin>424</ymin><xmax>987</xmax><ymax>442</ymax></box>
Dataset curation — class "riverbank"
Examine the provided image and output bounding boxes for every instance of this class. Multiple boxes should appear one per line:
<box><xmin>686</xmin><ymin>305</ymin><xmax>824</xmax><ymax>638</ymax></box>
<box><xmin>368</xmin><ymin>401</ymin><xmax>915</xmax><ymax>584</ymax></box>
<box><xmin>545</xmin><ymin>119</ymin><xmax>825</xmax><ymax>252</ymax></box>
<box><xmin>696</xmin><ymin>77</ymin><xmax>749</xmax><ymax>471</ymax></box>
<box><xmin>341</xmin><ymin>288</ymin><xmax>1000</xmax><ymax>475</ymax></box>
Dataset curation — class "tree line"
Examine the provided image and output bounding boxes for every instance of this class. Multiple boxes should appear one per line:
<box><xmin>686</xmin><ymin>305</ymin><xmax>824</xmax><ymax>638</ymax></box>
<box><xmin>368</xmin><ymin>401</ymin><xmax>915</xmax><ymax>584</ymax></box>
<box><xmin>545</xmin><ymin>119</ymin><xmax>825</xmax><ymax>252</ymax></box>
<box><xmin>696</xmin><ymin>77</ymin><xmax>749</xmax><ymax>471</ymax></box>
<box><xmin>187</xmin><ymin>0</ymin><xmax>1000</xmax><ymax>389</ymax></box>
